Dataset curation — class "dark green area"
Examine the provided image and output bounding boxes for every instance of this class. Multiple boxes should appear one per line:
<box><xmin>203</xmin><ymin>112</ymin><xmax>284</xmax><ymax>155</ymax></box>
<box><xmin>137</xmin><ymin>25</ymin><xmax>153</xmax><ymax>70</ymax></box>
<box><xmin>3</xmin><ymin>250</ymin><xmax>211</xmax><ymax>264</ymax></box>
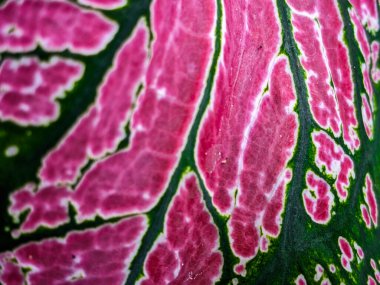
<box><xmin>0</xmin><ymin>0</ymin><xmax>380</xmax><ymax>284</ymax></box>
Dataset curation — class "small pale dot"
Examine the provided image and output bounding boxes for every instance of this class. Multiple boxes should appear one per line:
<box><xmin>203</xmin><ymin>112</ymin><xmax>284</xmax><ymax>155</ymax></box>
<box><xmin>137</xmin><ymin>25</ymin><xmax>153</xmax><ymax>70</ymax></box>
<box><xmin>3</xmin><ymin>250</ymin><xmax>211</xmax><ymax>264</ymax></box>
<box><xmin>5</xmin><ymin>145</ymin><xmax>19</xmax><ymax>157</ymax></box>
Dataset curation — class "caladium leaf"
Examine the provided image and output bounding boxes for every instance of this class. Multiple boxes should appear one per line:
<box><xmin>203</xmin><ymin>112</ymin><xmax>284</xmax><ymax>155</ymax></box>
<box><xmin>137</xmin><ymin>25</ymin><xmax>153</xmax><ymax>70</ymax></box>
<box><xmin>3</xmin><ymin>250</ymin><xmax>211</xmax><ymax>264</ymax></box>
<box><xmin>0</xmin><ymin>0</ymin><xmax>379</xmax><ymax>284</ymax></box>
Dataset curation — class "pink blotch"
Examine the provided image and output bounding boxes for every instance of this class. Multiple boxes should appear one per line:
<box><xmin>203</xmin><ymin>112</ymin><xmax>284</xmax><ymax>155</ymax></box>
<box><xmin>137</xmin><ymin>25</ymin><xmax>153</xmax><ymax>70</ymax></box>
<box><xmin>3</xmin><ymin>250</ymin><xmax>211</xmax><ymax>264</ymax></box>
<box><xmin>368</xmin><ymin>276</ymin><xmax>377</xmax><ymax>285</ymax></box>
<box><xmin>140</xmin><ymin>174</ymin><xmax>223</xmax><ymax>285</ymax></box>
<box><xmin>0</xmin><ymin>0</ymin><xmax>117</xmax><ymax>54</ymax></box>
<box><xmin>349</xmin><ymin>9</ymin><xmax>371</xmax><ymax>63</ymax></box>
<box><xmin>0</xmin><ymin>57</ymin><xmax>83</xmax><ymax>126</ymax></box>
<box><xmin>295</xmin><ymin>274</ymin><xmax>307</xmax><ymax>285</ymax></box>
<box><xmin>313</xmin><ymin>131</ymin><xmax>354</xmax><ymax>201</ymax></box>
<box><xmin>317</xmin><ymin>265</ymin><xmax>324</xmax><ymax>273</ymax></box>
<box><xmin>0</xmin><ymin>252</ymin><xmax>24</xmax><ymax>285</ymax></box>
<box><xmin>314</xmin><ymin>264</ymin><xmax>324</xmax><ymax>282</ymax></box>
<box><xmin>349</xmin><ymin>0</ymin><xmax>379</xmax><ymax>31</ymax></box>
<box><xmin>9</xmin><ymin>183</ymin><xmax>71</xmax><ymax>237</ymax></box>
<box><xmin>371</xmin><ymin>42</ymin><xmax>380</xmax><ymax>83</ymax></box>
<box><xmin>291</xmin><ymin>12</ymin><xmax>341</xmax><ymax>136</ymax></box>
<box><xmin>317</xmin><ymin>0</ymin><xmax>360</xmax><ymax>151</ymax></box>
<box><xmin>375</xmin><ymin>272</ymin><xmax>380</xmax><ymax>283</ymax></box>
<box><xmin>339</xmin><ymin>237</ymin><xmax>353</xmax><ymax>261</ymax></box>
<box><xmin>329</xmin><ymin>264</ymin><xmax>336</xmax><ymax>273</ymax></box>
<box><xmin>71</xmin><ymin>0</ymin><xmax>216</xmax><ymax>221</ymax></box>
<box><xmin>39</xmin><ymin>23</ymin><xmax>149</xmax><ymax>186</ymax></box>
<box><xmin>260</xmin><ymin>236</ymin><xmax>269</xmax><ymax>252</ymax></box>
<box><xmin>371</xmin><ymin>258</ymin><xmax>377</xmax><ymax>270</ymax></box>
<box><xmin>229</xmin><ymin>56</ymin><xmax>298</xmax><ymax>260</ymax></box>
<box><xmin>358</xmin><ymin>248</ymin><xmax>365</xmax><ymax>259</ymax></box>
<box><xmin>349</xmin><ymin>8</ymin><xmax>375</xmax><ymax>109</ymax></box>
<box><xmin>13</xmin><ymin>216</ymin><xmax>147</xmax><ymax>285</ymax></box>
<box><xmin>290</xmin><ymin>0</ymin><xmax>360</xmax><ymax>151</ymax></box>
<box><xmin>361</xmin><ymin>93</ymin><xmax>373</xmax><ymax>139</ymax></box>
<box><xmin>196</xmin><ymin>0</ymin><xmax>282</xmax><ymax>214</ymax></box>
<box><xmin>354</xmin><ymin>242</ymin><xmax>365</xmax><ymax>260</ymax></box>
<box><xmin>321</xmin><ymin>279</ymin><xmax>331</xmax><ymax>285</ymax></box>
<box><xmin>341</xmin><ymin>255</ymin><xmax>352</xmax><ymax>272</ymax></box>
<box><xmin>361</xmin><ymin>204</ymin><xmax>372</xmax><ymax>228</ymax></box>
<box><xmin>234</xmin><ymin>264</ymin><xmax>246</xmax><ymax>276</ymax></box>
<box><xmin>363</xmin><ymin>174</ymin><xmax>378</xmax><ymax>227</ymax></box>
<box><xmin>302</xmin><ymin>171</ymin><xmax>334</xmax><ymax>224</ymax></box>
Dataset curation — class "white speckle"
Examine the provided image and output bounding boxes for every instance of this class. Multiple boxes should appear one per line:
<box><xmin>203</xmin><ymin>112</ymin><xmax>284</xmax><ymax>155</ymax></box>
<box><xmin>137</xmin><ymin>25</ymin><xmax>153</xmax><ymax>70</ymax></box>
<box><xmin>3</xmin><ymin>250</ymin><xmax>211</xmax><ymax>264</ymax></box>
<box><xmin>142</xmin><ymin>192</ymin><xmax>151</xmax><ymax>200</ymax></box>
<box><xmin>156</xmin><ymin>87</ymin><xmax>166</xmax><ymax>99</ymax></box>
<box><xmin>308</xmin><ymin>69</ymin><xmax>318</xmax><ymax>78</ymax></box>
<box><xmin>318</xmin><ymin>101</ymin><xmax>326</xmax><ymax>110</ymax></box>
<box><xmin>329</xmin><ymin>264</ymin><xmax>336</xmax><ymax>273</ymax></box>
<box><xmin>19</xmin><ymin>103</ymin><xmax>30</xmax><ymax>112</ymax></box>
<box><xmin>331</xmin><ymin>160</ymin><xmax>340</xmax><ymax>174</ymax></box>
<box><xmin>67</xmin><ymin>269</ymin><xmax>85</xmax><ymax>281</ymax></box>
<box><xmin>314</xmin><ymin>264</ymin><xmax>324</xmax><ymax>281</ymax></box>
<box><xmin>22</xmin><ymin>72</ymin><xmax>42</xmax><ymax>94</ymax></box>
<box><xmin>5</xmin><ymin>145</ymin><xmax>19</xmax><ymax>157</ymax></box>
<box><xmin>2</xmin><ymin>25</ymin><xmax>22</xmax><ymax>37</ymax></box>
<box><xmin>337</xmin><ymin>68</ymin><xmax>342</xmax><ymax>82</ymax></box>
<box><xmin>135</xmin><ymin>124</ymin><xmax>145</xmax><ymax>132</ymax></box>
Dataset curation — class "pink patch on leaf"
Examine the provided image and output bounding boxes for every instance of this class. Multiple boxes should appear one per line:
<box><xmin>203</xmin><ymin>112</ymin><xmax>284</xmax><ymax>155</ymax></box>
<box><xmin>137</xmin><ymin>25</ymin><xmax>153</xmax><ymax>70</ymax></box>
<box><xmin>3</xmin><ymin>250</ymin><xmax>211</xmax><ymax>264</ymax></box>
<box><xmin>318</xmin><ymin>0</ymin><xmax>359</xmax><ymax>151</ymax></box>
<box><xmin>196</xmin><ymin>0</ymin><xmax>281</xmax><ymax>214</ymax></box>
<box><xmin>0</xmin><ymin>253</ymin><xmax>24</xmax><ymax>285</ymax></box>
<box><xmin>368</xmin><ymin>275</ymin><xmax>377</xmax><ymax>285</ymax></box>
<box><xmin>314</xmin><ymin>264</ymin><xmax>324</xmax><ymax>281</ymax></box>
<box><xmin>140</xmin><ymin>174</ymin><xmax>223</xmax><ymax>285</ymax></box>
<box><xmin>375</xmin><ymin>272</ymin><xmax>380</xmax><ymax>283</ymax></box>
<box><xmin>260</xmin><ymin>236</ymin><xmax>269</xmax><ymax>252</ymax></box>
<box><xmin>12</xmin><ymin>216</ymin><xmax>147</xmax><ymax>285</ymax></box>
<box><xmin>313</xmin><ymin>131</ymin><xmax>354</xmax><ymax>201</ymax></box>
<box><xmin>361</xmin><ymin>204</ymin><xmax>372</xmax><ymax>228</ymax></box>
<box><xmin>371</xmin><ymin>42</ymin><xmax>380</xmax><ymax>83</ymax></box>
<box><xmin>39</xmin><ymin>23</ymin><xmax>148</xmax><ymax>186</ymax></box>
<box><xmin>361</xmin><ymin>93</ymin><xmax>374</xmax><ymax>139</ymax></box>
<box><xmin>329</xmin><ymin>264</ymin><xmax>336</xmax><ymax>273</ymax></box>
<box><xmin>339</xmin><ymin>236</ymin><xmax>353</xmax><ymax>272</ymax></box>
<box><xmin>295</xmin><ymin>274</ymin><xmax>307</xmax><ymax>285</ymax></box>
<box><xmin>0</xmin><ymin>57</ymin><xmax>83</xmax><ymax>126</ymax></box>
<box><xmin>349</xmin><ymin>9</ymin><xmax>374</xmax><ymax>110</ymax></box>
<box><xmin>349</xmin><ymin>0</ymin><xmax>379</xmax><ymax>31</ymax></box>
<box><xmin>229</xmin><ymin>56</ymin><xmax>298</xmax><ymax>259</ymax></box>
<box><xmin>371</xmin><ymin>258</ymin><xmax>377</xmax><ymax>270</ymax></box>
<box><xmin>0</xmin><ymin>0</ymin><xmax>117</xmax><ymax>54</ymax></box>
<box><xmin>71</xmin><ymin>0</ymin><xmax>215</xmax><ymax>221</ymax></box>
<box><xmin>363</xmin><ymin>174</ymin><xmax>378</xmax><ymax>227</ymax></box>
<box><xmin>341</xmin><ymin>255</ymin><xmax>352</xmax><ymax>272</ymax></box>
<box><xmin>291</xmin><ymin>13</ymin><xmax>341</xmax><ymax>136</ymax></box>
<box><xmin>321</xmin><ymin>279</ymin><xmax>331</xmax><ymax>285</ymax></box>
<box><xmin>288</xmin><ymin>0</ymin><xmax>360</xmax><ymax>151</ymax></box>
<box><xmin>9</xmin><ymin>183</ymin><xmax>71</xmax><ymax>237</ymax></box>
<box><xmin>302</xmin><ymin>171</ymin><xmax>334</xmax><ymax>224</ymax></box>
<box><xmin>354</xmin><ymin>242</ymin><xmax>365</xmax><ymax>260</ymax></box>
<box><xmin>234</xmin><ymin>264</ymin><xmax>246</xmax><ymax>276</ymax></box>
<box><xmin>339</xmin><ymin>237</ymin><xmax>353</xmax><ymax>261</ymax></box>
